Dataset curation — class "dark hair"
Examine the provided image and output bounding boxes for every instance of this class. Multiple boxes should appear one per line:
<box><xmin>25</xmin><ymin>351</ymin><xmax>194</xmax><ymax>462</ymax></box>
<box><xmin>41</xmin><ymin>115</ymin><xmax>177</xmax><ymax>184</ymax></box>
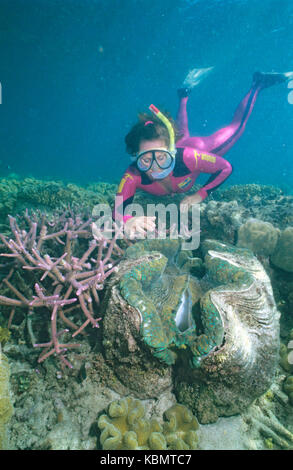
<box><xmin>125</xmin><ymin>111</ymin><xmax>179</xmax><ymax>155</ymax></box>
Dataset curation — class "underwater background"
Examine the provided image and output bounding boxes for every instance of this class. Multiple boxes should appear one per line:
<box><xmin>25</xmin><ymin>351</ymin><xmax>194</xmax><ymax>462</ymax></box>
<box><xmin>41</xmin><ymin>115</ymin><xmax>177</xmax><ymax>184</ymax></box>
<box><xmin>0</xmin><ymin>0</ymin><xmax>293</xmax><ymax>191</ymax></box>
<box><xmin>1</xmin><ymin>0</ymin><xmax>293</xmax><ymax>452</ymax></box>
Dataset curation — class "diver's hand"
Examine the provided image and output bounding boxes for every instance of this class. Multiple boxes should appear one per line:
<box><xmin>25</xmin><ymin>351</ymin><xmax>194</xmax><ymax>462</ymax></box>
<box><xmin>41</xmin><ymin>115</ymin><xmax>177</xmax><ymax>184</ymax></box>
<box><xmin>180</xmin><ymin>192</ymin><xmax>203</xmax><ymax>212</ymax></box>
<box><xmin>124</xmin><ymin>216</ymin><xmax>156</xmax><ymax>239</ymax></box>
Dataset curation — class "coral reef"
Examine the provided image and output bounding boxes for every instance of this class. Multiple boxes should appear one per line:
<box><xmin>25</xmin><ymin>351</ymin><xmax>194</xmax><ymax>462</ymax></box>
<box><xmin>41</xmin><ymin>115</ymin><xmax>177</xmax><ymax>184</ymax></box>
<box><xmin>97</xmin><ymin>397</ymin><xmax>198</xmax><ymax>450</ymax></box>
<box><xmin>0</xmin><ymin>181</ymin><xmax>292</xmax><ymax>449</ymax></box>
<box><xmin>214</xmin><ymin>184</ymin><xmax>283</xmax><ymax>203</ymax></box>
<box><xmin>237</xmin><ymin>218</ymin><xmax>280</xmax><ymax>256</ymax></box>
<box><xmin>271</xmin><ymin>227</ymin><xmax>293</xmax><ymax>273</ymax></box>
<box><xmin>199</xmin><ymin>185</ymin><xmax>293</xmax><ymax>244</ymax></box>
<box><xmin>201</xmin><ymin>199</ymin><xmax>243</xmax><ymax>243</ymax></box>
<box><xmin>0</xmin><ymin>349</ymin><xmax>13</xmax><ymax>450</ymax></box>
<box><xmin>0</xmin><ymin>176</ymin><xmax>117</xmax><ymax>228</ymax></box>
<box><xmin>0</xmin><ymin>179</ymin><xmax>18</xmax><ymax>226</ymax></box>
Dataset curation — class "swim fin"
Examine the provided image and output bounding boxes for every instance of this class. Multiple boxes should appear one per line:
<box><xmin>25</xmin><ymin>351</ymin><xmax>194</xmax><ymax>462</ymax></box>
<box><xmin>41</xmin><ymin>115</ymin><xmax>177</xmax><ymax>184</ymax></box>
<box><xmin>253</xmin><ymin>71</ymin><xmax>293</xmax><ymax>88</ymax></box>
<box><xmin>177</xmin><ymin>87</ymin><xmax>192</xmax><ymax>98</ymax></box>
<box><xmin>178</xmin><ymin>66</ymin><xmax>214</xmax><ymax>98</ymax></box>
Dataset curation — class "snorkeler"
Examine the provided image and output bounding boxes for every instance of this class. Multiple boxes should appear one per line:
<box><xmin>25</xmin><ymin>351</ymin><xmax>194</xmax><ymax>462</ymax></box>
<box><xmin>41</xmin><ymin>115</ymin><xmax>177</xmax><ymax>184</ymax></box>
<box><xmin>114</xmin><ymin>71</ymin><xmax>293</xmax><ymax>238</ymax></box>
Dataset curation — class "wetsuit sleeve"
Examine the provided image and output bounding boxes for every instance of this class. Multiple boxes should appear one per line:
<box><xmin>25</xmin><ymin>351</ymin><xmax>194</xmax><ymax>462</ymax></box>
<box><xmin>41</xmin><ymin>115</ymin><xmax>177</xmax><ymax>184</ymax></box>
<box><xmin>113</xmin><ymin>169</ymin><xmax>138</xmax><ymax>223</ymax></box>
<box><xmin>184</xmin><ymin>147</ymin><xmax>233</xmax><ymax>200</ymax></box>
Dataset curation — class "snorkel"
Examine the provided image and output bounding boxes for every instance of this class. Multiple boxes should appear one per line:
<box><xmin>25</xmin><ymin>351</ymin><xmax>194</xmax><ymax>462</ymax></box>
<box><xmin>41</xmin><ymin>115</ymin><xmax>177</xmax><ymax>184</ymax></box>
<box><xmin>147</xmin><ymin>105</ymin><xmax>176</xmax><ymax>179</ymax></box>
<box><xmin>149</xmin><ymin>104</ymin><xmax>176</xmax><ymax>155</ymax></box>
<box><xmin>131</xmin><ymin>105</ymin><xmax>176</xmax><ymax>180</ymax></box>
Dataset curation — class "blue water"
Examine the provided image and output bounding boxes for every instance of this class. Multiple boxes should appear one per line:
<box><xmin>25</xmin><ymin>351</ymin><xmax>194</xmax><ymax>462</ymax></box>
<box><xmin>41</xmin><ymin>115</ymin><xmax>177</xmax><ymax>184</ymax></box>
<box><xmin>1</xmin><ymin>0</ymin><xmax>293</xmax><ymax>190</ymax></box>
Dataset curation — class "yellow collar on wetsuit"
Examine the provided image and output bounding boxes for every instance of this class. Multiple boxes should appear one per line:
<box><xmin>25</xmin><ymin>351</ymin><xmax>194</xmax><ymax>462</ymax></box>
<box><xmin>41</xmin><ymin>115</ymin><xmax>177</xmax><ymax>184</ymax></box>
<box><xmin>149</xmin><ymin>104</ymin><xmax>176</xmax><ymax>155</ymax></box>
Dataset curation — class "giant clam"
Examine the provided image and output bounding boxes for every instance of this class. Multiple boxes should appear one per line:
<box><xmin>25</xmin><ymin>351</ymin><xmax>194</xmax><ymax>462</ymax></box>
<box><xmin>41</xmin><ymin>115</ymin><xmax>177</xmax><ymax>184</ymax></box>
<box><xmin>101</xmin><ymin>239</ymin><xmax>201</xmax><ymax>397</ymax></box>
<box><xmin>176</xmin><ymin>239</ymin><xmax>280</xmax><ymax>422</ymax></box>
<box><xmin>101</xmin><ymin>239</ymin><xmax>280</xmax><ymax>422</ymax></box>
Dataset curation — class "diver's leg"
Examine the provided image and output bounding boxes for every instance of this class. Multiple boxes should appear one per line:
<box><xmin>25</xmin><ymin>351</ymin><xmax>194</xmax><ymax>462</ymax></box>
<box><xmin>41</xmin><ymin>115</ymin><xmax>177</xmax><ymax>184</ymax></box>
<box><xmin>176</xmin><ymin>88</ymin><xmax>208</xmax><ymax>148</ymax></box>
<box><xmin>199</xmin><ymin>83</ymin><xmax>261</xmax><ymax>156</ymax></box>
<box><xmin>176</xmin><ymin>71</ymin><xmax>293</xmax><ymax>155</ymax></box>
<box><xmin>252</xmin><ymin>71</ymin><xmax>293</xmax><ymax>88</ymax></box>
<box><xmin>175</xmin><ymin>82</ymin><xmax>261</xmax><ymax>153</ymax></box>
<box><xmin>205</xmin><ymin>71</ymin><xmax>293</xmax><ymax>156</ymax></box>
<box><xmin>176</xmin><ymin>89</ymin><xmax>191</xmax><ymax>139</ymax></box>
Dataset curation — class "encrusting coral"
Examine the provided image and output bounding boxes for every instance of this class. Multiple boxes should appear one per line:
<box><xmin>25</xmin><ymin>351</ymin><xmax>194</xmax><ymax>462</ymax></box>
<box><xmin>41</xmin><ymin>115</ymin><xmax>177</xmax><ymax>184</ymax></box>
<box><xmin>97</xmin><ymin>397</ymin><xmax>199</xmax><ymax>450</ymax></box>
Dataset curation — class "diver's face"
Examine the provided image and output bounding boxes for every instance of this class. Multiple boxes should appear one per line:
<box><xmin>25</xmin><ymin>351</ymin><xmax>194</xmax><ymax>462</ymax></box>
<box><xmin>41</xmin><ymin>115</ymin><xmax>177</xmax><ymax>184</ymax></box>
<box><xmin>138</xmin><ymin>138</ymin><xmax>169</xmax><ymax>179</ymax></box>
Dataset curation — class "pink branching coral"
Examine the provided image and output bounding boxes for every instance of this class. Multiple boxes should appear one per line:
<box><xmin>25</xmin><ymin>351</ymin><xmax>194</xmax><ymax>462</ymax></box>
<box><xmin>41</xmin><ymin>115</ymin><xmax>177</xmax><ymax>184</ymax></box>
<box><xmin>0</xmin><ymin>209</ymin><xmax>126</xmax><ymax>368</ymax></box>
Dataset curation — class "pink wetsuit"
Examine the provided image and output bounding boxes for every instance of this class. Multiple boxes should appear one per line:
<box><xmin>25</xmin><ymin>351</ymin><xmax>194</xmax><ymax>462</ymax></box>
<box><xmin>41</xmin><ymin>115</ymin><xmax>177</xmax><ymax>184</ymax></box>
<box><xmin>115</xmin><ymin>82</ymin><xmax>262</xmax><ymax>223</ymax></box>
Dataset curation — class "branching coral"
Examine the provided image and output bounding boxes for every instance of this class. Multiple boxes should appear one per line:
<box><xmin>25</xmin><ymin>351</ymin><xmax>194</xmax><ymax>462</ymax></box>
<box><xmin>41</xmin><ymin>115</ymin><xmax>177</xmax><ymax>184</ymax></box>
<box><xmin>243</xmin><ymin>393</ymin><xmax>293</xmax><ymax>449</ymax></box>
<box><xmin>0</xmin><ymin>209</ymin><xmax>126</xmax><ymax>368</ymax></box>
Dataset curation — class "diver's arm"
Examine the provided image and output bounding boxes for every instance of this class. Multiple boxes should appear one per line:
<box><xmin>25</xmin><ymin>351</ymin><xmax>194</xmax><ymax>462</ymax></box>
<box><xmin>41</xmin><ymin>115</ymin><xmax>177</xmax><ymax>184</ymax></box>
<box><xmin>113</xmin><ymin>170</ymin><xmax>156</xmax><ymax>237</ymax></box>
<box><xmin>181</xmin><ymin>148</ymin><xmax>232</xmax><ymax>207</ymax></box>
<box><xmin>124</xmin><ymin>216</ymin><xmax>156</xmax><ymax>238</ymax></box>
<box><xmin>113</xmin><ymin>170</ymin><xmax>137</xmax><ymax>223</ymax></box>
<box><xmin>196</xmin><ymin>152</ymin><xmax>233</xmax><ymax>199</ymax></box>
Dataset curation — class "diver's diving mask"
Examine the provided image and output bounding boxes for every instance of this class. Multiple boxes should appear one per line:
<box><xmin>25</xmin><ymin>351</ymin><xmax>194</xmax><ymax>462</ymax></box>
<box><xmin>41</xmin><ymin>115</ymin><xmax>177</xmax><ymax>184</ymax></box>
<box><xmin>136</xmin><ymin>148</ymin><xmax>174</xmax><ymax>171</ymax></box>
<box><xmin>131</xmin><ymin>105</ymin><xmax>177</xmax><ymax>180</ymax></box>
